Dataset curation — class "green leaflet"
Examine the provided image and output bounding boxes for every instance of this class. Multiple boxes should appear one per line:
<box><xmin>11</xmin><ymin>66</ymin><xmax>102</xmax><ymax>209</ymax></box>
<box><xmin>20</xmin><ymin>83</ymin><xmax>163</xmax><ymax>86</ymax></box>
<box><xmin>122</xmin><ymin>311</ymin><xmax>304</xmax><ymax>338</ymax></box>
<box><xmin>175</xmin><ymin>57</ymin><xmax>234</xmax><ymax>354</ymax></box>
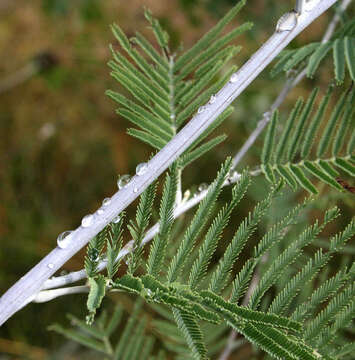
<box><xmin>127</xmin><ymin>182</ymin><xmax>157</xmax><ymax>274</ymax></box>
<box><xmin>189</xmin><ymin>172</ymin><xmax>250</xmax><ymax>289</ymax></box>
<box><xmin>167</xmin><ymin>158</ymin><xmax>232</xmax><ymax>283</ymax></box>
<box><xmin>87</xmin><ymin>275</ymin><xmax>106</xmax><ymax>325</ymax></box>
<box><xmin>260</xmin><ymin>84</ymin><xmax>353</xmax><ymax>194</ymax></box>
<box><xmin>200</xmin><ymin>290</ymin><xmax>301</xmax><ymax>332</ymax></box>
<box><xmin>147</xmin><ymin>165</ymin><xmax>177</xmax><ymax>277</ymax></box>
<box><xmin>172</xmin><ymin>308</ymin><xmax>207</xmax><ymax>360</ymax></box>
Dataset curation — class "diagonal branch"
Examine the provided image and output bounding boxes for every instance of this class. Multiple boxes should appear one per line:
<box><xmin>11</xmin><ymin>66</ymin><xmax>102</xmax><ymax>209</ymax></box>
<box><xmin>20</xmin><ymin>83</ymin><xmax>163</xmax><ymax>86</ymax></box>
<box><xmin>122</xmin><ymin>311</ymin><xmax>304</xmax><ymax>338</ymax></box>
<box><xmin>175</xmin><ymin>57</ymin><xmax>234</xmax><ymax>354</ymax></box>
<box><xmin>0</xmin><ymin>0</ymin><xmax>338</xmax><ymax>326</ymax></box>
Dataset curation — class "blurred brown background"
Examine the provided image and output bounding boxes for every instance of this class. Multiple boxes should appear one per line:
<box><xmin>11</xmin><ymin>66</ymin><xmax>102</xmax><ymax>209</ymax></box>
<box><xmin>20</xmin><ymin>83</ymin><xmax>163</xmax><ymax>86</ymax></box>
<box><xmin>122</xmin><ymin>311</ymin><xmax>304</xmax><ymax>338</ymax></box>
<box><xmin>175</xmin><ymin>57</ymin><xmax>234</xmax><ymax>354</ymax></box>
<box><xmin>0</xmin><ymin>0</ymin><xmax>353</xmax><ymax>359</ymax></box>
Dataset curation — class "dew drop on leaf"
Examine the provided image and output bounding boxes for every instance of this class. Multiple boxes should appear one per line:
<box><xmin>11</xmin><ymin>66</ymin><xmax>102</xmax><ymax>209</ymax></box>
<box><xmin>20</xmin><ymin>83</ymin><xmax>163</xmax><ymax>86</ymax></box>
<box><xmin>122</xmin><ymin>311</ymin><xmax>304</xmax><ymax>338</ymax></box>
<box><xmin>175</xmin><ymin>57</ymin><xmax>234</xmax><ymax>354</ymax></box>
<box><xmin>57</xmin><ymin>230</ymin><xmax>73</xmax><ymax>249</ymax></box>
<box><xmin>198</xmin><ymin>106</ymin><xmax>205</xmax><ymax>114</ymax></box>
<box><xmin>81</xmin><ymin>214</ymin><xmax>94</xmax><ymax>228</ymax></box>
<box><xmin>136</xmin><ymin>162</ymin><xmax>148</xmax><ymax>176</ymax></box>
<box><xmin>117</xmin><ymin>174</ymin><xmax>131</xmax><ymax>189</ymax></box>
<box><xmin>88</xmin><ymin>248</ymin><xmax>99</xmax><ymax>261</ymax></box>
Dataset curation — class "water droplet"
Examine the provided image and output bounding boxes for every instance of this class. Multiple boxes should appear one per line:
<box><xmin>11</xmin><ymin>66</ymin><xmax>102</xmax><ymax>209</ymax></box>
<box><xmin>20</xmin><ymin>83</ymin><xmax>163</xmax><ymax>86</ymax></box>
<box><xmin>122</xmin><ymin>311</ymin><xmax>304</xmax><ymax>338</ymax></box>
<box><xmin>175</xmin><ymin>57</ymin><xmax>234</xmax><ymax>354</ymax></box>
<box><xmin>198</xmin><ymin>183</ymin><xmax>208</xmax><ymax>192</ymax></box>
<box><xmin>97</xmin><ymin>208</ymin><xmax>104</xmax><ymax>215</ymax></box>
<box><xmin>183</xmin><ymin>190</ymin><xmax>191</xmax><ymax>200</ymax></box>
<box><xmin>136</xmin><ymin>162</ymin><xmax>148</xmax><ymax>176</ymax></box>
<box><xmin>228</xmin><ymin>170</ymin><xmax>241</xmax><ymax>183</ymax></box>
<box><xmin>81</xmin><ymin>214</ymin><xmax>94</xmax><ymax>228</ymax></box>
<box><xmin>230</xmin><ymin>73</ymin><xmax>238</xmax><ymax>83</ymax></box>
<box><xmin>198</xmin><ymin>106</ymin><xmax>205</xmax><ymax>114</ymax></box>
<box><xmin>209</xmin><ymin>94</ymin><xmax>217</xmax><ymax>104</ymax></box>
<box><xmin>147</xmin><ymin>289</ymin><xmax>153</xmax><ymax>297</ymax></box>
<box><xmin>47</xmin><ymin>263</ymin><xmax>54</xmax><ymax>269</ymax></box>
<box><xmin>262</xmin><ymin>111</ymin><xmax>272</xmax><ymax>121</ymax></box>
<box><xmin>113</xmin><ymin>215</ymin><xmax>121</xmax><ymax>224</ymax></box>
<box><xmin>57</xmin><ymin>231</ymin><xmax>73</xmax><ymax>249</ymax></box>
<box><xmin>88</xmin><ymin>248</ymin><xmax>99</xmax><ymax>262</ymax></box>
<box><xmin>133</xmin><ymin>187</ymin><xmax>138</xmax><ymax>193</ymax></box>
<box><xmin>276</xmin><ymin>11</ymin><xmax>298</xmax><ymax>32</ymax></box>
<box><xmin>170</xmin><ymin>114</ymin><xmax>176</xmax><ymax>120</ymax></box>
<box><xmin>102</xmin><ymin>197</ymin><xmax>111</xmax><ymax>207</ymax></box>
<box><xmin>117</xmin><ymin>174</ymin><xmax>131</xmax><ymax>189</ymax></box>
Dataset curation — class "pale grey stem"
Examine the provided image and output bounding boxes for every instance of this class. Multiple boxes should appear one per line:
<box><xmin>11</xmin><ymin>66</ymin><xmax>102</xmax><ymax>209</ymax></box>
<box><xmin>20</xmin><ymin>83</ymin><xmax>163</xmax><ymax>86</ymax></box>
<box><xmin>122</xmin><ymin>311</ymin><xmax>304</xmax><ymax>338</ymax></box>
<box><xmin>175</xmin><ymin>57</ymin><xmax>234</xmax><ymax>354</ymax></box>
<box><xmin>231</xmin><ymin>76</ymin><xmax>294</xmax><ymax>168</ymax></box>
<box><xmin>0</xmin><ymin>63</ymin><xmax>37</xmax><ymax>94</ymax></box>
<box><xmin>0</xmin><ymin>0</ymin><xmax>338</xmax><ymax>326</ymax></box>
<box><xmin>32</xmin><ymin>286</ymin><xmax>90</xmax><ymax>303</ymax></box>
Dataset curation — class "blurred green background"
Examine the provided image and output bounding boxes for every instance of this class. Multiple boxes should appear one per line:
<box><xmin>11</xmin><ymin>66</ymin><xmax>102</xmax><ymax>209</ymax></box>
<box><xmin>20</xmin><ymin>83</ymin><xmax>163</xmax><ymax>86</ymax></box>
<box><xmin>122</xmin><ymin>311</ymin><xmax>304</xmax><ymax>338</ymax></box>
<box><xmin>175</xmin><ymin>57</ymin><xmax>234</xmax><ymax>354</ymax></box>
<box><xmin>0</xmin><ymin>0</ymin><xmax>353</xmax><ymax>359</ymax></box>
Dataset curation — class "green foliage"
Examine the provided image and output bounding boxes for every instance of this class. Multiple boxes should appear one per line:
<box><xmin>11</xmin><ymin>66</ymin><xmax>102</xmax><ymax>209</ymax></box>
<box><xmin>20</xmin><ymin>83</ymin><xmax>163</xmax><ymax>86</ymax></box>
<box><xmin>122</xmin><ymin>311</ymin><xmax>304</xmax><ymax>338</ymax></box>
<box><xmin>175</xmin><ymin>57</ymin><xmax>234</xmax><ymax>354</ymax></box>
<box><xmin>270</xmin><ymin>18</ymin><xmax>355</xmax><ymax>83</ymax></box>
<box><xmin>69</xmin><ymin>5</ymin><xmax>355</xmax><ymax>360</ymax></box>
<box><xmin>50</xmin><ymin>301</ymin><xmax>159</xmax><ymax>360</ymax></box>
<box><xmin>167</xmin><ymin>158</ymin><xmax>232</xmax><ymax>283</ymax></box>
<box><xmin>106</xmin><ymin>0</ymin><xmax>252</xmax><ymax>168</ymax></box>
<box><xmin>127</xmin><ymin>182</ymin><xmax>157</xmax><ymax>274</ymax></box>
<box><xmin>147</xmin><ymin>164</ymin><xmax>178</xmax><ymax>277</ymax></box>
<box><xmin>260</xmin><ymin>84</ymin><xmax>355</xmax><ymax>194</ymax></box>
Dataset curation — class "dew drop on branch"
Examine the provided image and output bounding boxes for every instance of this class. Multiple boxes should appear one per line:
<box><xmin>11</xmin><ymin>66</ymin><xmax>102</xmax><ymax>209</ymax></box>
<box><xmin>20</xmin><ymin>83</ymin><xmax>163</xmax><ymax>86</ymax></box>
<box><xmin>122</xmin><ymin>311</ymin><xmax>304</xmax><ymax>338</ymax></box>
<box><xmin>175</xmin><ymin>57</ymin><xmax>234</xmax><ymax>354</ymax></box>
<box><xmin>97</xmin><ymin>208</ymin><xmax>104</xmax><ymax>215</ymax></box>
<box><xmin>229</xmin><ymin>73</ymin><xmax>238</xmax><ymax>83</ymax></box>
<box><xmin>198</xmin><ymin>106</ymin><xmax>205</xmax><ymax>114</ymax></box>
<box><xmin>136</xmin><ymin>162</ymin><xmax>148</xmax><ymax>176</ymax></box>
<box><xmin>133</xmin><ymin>187</ymin><xmax>138</xmax><ymax>193</ymax></box>
<box><xmin>209</xmin><ymin>95</ymin><xmax>217</xmax><ymax>104</ymax></box>
<box><xmin>102</xmin><ymin>197</ymin><xmax>111</xmax><ymax>207</ymax></box>
<box><xmin>81</xmin><ymin>214</ymin><xmax>94</xmax><ymax>228</ymax></box>
<box><xmin>198</xmin><ymin>183</ymin><xmax>208</xmax><ymax>192</ymax></box>
<box><xmin>57</xmin><ymin>231</ymin><xmax>73</xmax><ymax>249</ymax></box>
<box><xmin>117</xmin><ymin>174</ymin><xmax>131</xmax><ymax>189</ymax></box>
<box><xmin>47</xmin><ymin>263</ymin><xmax>54</xmax><ymax>269</ymax></box>
<box><xmin>276</xmin><ymin>11</ymin><xmax>298</xmax><ymax>32</ymax></box>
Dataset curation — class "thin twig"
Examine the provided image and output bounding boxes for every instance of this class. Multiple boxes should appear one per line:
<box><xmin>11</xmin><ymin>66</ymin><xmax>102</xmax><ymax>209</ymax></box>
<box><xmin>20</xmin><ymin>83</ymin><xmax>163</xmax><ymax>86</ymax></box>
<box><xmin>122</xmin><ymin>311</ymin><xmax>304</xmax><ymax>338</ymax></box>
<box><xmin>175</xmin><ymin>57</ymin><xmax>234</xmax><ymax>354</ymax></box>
<box><xmin>0</xmin><ymin>0</ymin><xmax>338</xmax><ymax>325</ymax></box>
